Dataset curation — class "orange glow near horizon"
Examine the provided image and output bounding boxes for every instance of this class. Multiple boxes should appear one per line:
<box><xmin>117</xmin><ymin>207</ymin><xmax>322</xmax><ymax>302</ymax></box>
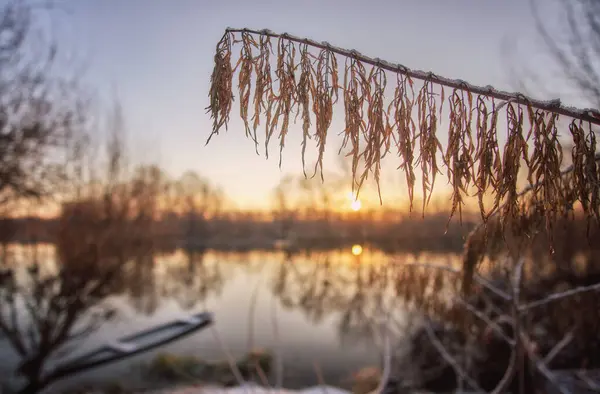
<box><xmin>347</xmin><ymin>192</ymin><xmax>362</xmax><ymax>212</ymax></box>
<box><xmin>4</xmin><ymin>180</ymin><xmax>496</xmax><ymax>219</ymax></box>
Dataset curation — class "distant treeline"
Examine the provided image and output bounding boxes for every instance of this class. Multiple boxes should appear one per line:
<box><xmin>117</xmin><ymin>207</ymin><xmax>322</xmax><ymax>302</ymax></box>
<box><xmin>0</xmin><ymin>210</ymin><xmax>476</xmax><ymax>253</ymax></box>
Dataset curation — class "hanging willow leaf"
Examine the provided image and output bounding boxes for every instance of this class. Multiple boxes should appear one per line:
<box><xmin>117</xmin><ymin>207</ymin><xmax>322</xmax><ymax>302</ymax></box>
<box><xmin>206</xmin><ymin>28</ymin><xmax>600</xmax><ymax>290</ymax></box>
<box><xmin>206</xmin><ymin>31</ymin><xmax>234</xmax><ymax>144</ymax></box>
<box><xmin>251</xmin><ymin>33</ymin><xmax>273</xmax><ymax>155</ymax></box>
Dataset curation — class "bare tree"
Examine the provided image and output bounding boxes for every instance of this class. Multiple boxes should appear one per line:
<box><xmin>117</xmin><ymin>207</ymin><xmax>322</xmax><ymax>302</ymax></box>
<box><xmin>529</xmin><ymin>0</ymin><xmax>600</xmax><ymax>110</ymax></box>
<box><xmin>171</xmin><ymin>170</ymin><xmax>221</xmax><ymax>245</ymax></box>
<box><xmin>0</xmin><ymin>198</ymin><xmax>128</xmax><ymax>393</ymax></box>
<box><xmin>0</xmin><ymin>1</ymin><xmax>88</xmax><ymax>208</ymax></box>
<box><xmin>0</xmin><ymin>13</ymin><xmax>145</xmax><ymax>387</ymax></box>
<box><xmin>0</xmin><ymin>132</ymin><xmax>171</xmax><ymax>393</ymax></box>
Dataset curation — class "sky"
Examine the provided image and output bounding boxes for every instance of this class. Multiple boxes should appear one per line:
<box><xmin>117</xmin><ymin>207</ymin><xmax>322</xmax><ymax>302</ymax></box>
<box><xmin>36</xmin><ymin>0</ymin><xmax>573</xmax><ymax>210</ymax></box>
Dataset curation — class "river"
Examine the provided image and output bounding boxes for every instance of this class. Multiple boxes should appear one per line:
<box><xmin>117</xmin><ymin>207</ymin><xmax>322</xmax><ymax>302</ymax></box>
<box><xmin>0</xmin><ymin>244</ymin><xmax>461</xmax><ymax>392</ymax></box>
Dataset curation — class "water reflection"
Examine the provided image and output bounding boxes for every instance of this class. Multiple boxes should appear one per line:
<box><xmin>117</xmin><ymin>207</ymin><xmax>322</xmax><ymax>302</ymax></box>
<box><xmin>1</xmin><ymin>244</ymin><xmax>461</xmax><ymax>330</ymax></box>
<box><xmin>0</xmin><ymin>243</ymin><xmax>461</xmax><ymax>389</ymax></box>
<box><xmin>271</xmin><ymin>248</ymin><xmax>406</xmax><ymax>345</ymax></box>
<box><xmin>1</xmin><ymin>244</ymin><xmax>462</xmax><ymax>333</ymax></box>
<box><xmin>158</xmin><ymin>249</ymin><xmax>226</xmax><ymax>310</ymax></box>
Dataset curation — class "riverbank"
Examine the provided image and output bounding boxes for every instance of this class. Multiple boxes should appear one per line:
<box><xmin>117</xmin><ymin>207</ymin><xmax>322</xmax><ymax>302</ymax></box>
<box><xmin>54</xmin><ymin>351</ymin><xmax>384</xmax><ymax>394</ymax></box>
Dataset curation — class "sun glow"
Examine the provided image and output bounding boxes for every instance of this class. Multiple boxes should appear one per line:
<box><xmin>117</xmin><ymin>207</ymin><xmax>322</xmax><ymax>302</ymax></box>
<box><xmin>347</xmin><ymin>192</ymin><xmax>362</xmax><ymax>212</ymax></box>
<box><xmin>351</xmin><ymin>244</ymin><xmax>363</xmax><ymax>256</ymax></box>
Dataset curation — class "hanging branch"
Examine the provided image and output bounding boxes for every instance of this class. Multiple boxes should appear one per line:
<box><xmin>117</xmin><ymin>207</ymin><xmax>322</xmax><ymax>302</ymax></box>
<box><xmin>206</xmin><ymin>27</ymin><xmax>600</xmax><ymax>231</ymax></box>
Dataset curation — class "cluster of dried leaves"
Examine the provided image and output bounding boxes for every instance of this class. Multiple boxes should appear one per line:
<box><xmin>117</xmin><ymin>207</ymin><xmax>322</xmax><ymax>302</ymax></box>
<box><xmin>206</xmin><ymin>28</ymin><xmax>600</xmax><ymax>236</ymax></box>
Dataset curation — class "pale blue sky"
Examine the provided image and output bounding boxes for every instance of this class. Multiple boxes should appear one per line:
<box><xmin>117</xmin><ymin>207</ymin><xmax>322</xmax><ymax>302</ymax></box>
<box><xmin>42</xmin><ymin>0</ymin><xmax>570</xmax><ymax>209</ymax></box>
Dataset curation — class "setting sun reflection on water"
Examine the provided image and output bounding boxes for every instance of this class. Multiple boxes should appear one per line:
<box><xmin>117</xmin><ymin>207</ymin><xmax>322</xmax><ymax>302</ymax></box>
<box><xmin>351</xmin><ymin>244</ymin><xmax>363</xmax><ymax>256</ymax></box>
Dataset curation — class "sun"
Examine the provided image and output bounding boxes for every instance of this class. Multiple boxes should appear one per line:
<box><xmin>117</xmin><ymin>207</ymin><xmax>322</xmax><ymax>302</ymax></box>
<box><xmin>351</xmin><ymin>244</ymin><xmax>363</xmax><ymax>256</ymax></box>
<box><xmin>347</xmin><ymin>192</ymin><xmax>362</xmax><ymax>212</ymax></box>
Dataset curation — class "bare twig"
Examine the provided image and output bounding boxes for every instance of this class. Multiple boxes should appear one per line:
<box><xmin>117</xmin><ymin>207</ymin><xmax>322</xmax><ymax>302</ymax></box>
<box><xmin>456</xmin><ymin>298</ymin><xmax>515</xmax><ymax>346</ymax></box>
<box><xmin>401</xmin><ymin>261</ymin><xmax>511</xmax><ymax>301</ymax></box>
<box><xmin>488</xmin><ymin>259</ymin><xmax>524</xmax><ymax>394</ymax></box>
<box><xmin>247</xmin><ymin>266</ymin><xmax>266</xmax><ymax>352</ymax></box>
<box><xmin>270</xmin><ymin>286</ymin><xmax>284</xmax><ymax>390</ymax></box>
<box><xmin>374</xmin><ymin>318</ymin><xmax>392</xmax><ymax>394</ymax></box>
<box><xmin>209</xmin><ymin>325</ymin><xmax>249</xmax><ymax>392</ymax></box>
<box><xmin>312</xmin><ymin>361</ymin><xmax>328</xmax><ymax>394</ymax></box>
<box><xmin>226</xmin><ymin>28</ymin><xmax>600</xmax><ymax>124</ymax></box>
<box><xmin>253</xmin><ymin>362</ymin><xmax>272</xmax><ymax>389</ymax></box>
<box><xmin>512</xmin><ymin>260</ymin><xmax>524</xmax><ymax>394</ymax></box>
<box><xmin>519</xmin><ymin>281</ymin><xmax>600</xmax><ymax>311</ymax></box>
<box><xmin>575</xmin><ymin>370</ymin><xmax>600</xmax><ymax>391</ymax></box>
<box><xmin>422</xmin><ymin>318</ymin><xmax>484</xmax><ymax>392</ymax></box>
<box><xmin>520</xmin><ymin>331</ymin><xmax>573</xmax><ymax>394</ymax></box>
<box><xmin>400</xmin><ymin>258</ymin><xmax>591</xmax><ymax>394</ymax></box>
<box><xmin>543</xmin><ymin>330</ymin><xmax>575</xmax><ymax>366</ymax></box>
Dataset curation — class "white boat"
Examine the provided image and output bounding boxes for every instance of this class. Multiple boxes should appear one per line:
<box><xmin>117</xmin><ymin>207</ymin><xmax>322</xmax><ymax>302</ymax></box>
<box><xmin>47</xmin><ymin>312</ymin><xmax>214</xmax><ymax>382</ymax></box>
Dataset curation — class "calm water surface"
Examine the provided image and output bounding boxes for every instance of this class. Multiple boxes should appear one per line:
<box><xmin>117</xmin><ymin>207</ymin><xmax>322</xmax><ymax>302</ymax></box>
<box><xmin>0</xmin><ymin>245</ymin><xmax>460</xmax><ymax>391</ymax></box>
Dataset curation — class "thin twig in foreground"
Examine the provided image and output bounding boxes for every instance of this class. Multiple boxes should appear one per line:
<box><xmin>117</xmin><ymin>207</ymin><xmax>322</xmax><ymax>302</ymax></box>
<box><xmin>253</xmin><ymin>362</ymin><xmax>272</xmax><ymax>390</ymax></box>
<box><xmin>456</xmin><ymin>297</ymin><xmax>515</xmax><ymax>346</ymax></box>
<box><xmin>401</xmin><ymin>261</ymin><xmax>511</xmax><ymax>301</ymax></box>
<box><xmin>575</xmin><ymin>370</ymin><xmax>600</xmax><ymax>391</ymax></box>
<box><xmin>247</xmin><ymin>266</ymin><xmax>267</xmax><ymax>352</ymax></box>
<box><xmin>209</xmin><ymin>325</ymin><xmax>250</xmax><ymax>393</ymax></box>
<box><xmin>374</xmin><ymin>319</ymin><xmax>392</xmax><ymax>394</ymax></box>
<box><xmin>520</xmin><ymin>331</ymin><xmax>573</xmax><ymax>394</ymax></box>
<box><xmin>312</xmin><ymin>362</ymin><xmax>328</xmax><ymax>394</ymax></box>
<box><xmin>270</xmin><ymin>288</ymin><xmax>284</xmax><ymax>390</ymax></box>
<box><xmin>519</xmin><ymin>281</ymin><xmax>600</xmax><ymax>311</ymax></box>
<box><xmin>489</xmin><ymin>259</ymin><xmax>524</xmax><ymax>394</ymax></box>
<box><xmin>422</xmin><ymin>319</ymin><xmax>484</xmax><ymax>392</ymax></box>
<box><xmin>543</xmin><ymin>330</ymin><xmax>575</xmax><ymax>366</ymax></box>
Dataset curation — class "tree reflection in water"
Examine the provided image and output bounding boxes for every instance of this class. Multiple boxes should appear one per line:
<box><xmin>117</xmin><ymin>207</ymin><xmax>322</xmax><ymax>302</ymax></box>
<box><xmin>270</xmin><ymin>247</ymin><xmax>461</xmax><ymax>345</ymax></box>
<box><xmin>158</xmin><ymin>248</ymin><xmax>225</xmax><ymax>310</ymax></box>
<box><xmin>1</xmin><ymin>242</ymin><xmax>463</xmax><ymax>392</ymax></box>
<box><xmin>3</xmin><ymin>244</ymin><xmax>461</xmax><ymax>337</ymax></box>
<box><xmin>122</xmin><ymin>252</ymin><xmax>159</xmax><ymax>315</ymax></box>
<box><xmin>107</xmin><ymin>245</ymin><xmax>461</xmax><ymax>348</ymax></box>
<box><xmin>90</xmin><ymin>247</ymin><xmax>228</xmax><ymax>314</ymax></box>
